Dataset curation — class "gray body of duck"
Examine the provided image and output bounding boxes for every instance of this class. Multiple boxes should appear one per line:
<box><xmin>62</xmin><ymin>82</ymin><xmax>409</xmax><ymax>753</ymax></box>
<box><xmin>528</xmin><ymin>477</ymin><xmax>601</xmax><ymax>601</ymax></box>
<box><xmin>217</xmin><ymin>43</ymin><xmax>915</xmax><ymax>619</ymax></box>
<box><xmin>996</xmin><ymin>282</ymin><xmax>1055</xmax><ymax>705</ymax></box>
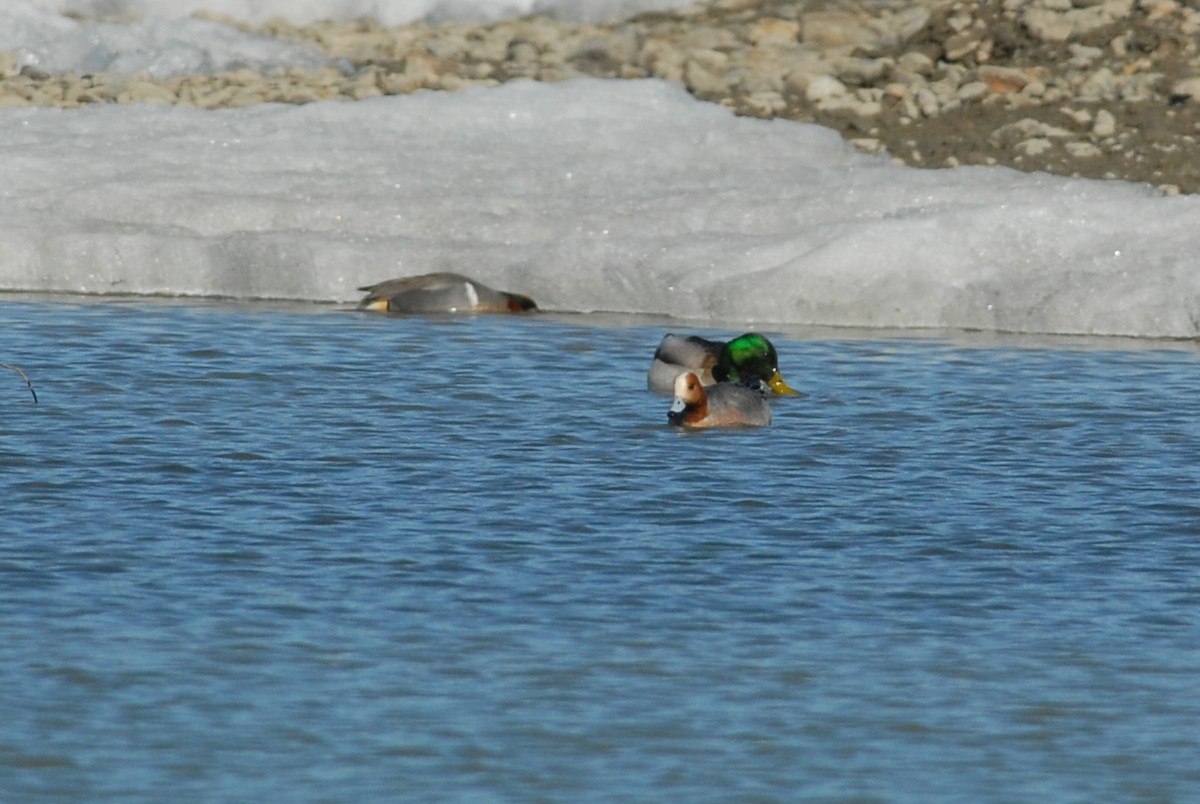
<box><xmin>357</xmin><ymin>272</ymin><xmax>537</xmax><ymax>314</ymax></box>
<box><xmin>648</xmin><ymin>334</ymin><xmax>723</xmax><ymax>394</ymax></box>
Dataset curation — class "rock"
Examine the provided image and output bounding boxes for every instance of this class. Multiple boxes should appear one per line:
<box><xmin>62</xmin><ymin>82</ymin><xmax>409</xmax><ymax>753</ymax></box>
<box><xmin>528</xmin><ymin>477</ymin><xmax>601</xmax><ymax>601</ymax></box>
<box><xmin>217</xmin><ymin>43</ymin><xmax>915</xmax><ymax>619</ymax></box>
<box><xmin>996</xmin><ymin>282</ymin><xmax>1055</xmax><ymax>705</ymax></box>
<box><xmin>385</xmin><ymin>52</ymin><xmax>445</xmax><ymax>94</ymax></box>
<box><xmin>804</xmin><ymin>7</ymin><xmax>931</xmax><ymax>56</ymax></box>
<box><xmin>20</xmin><ymin>65</ymin><xmax>50</xmax><ymax>81</ymax></box>
<box><xmin>1078</xmin><ymin>67</ymin><xmax>1118</xmax><ymax>100</ymax></box>
<box><xmin>978</xmin><ymin>65</ymin><xmax>1032</xmax><ymax>93</ymax></box>
<box><xmin>915</xmin><ymin>86</ymin><xmax>939</xmax><ymax>116</ymax></box>
<box><xmin>1065</xmin><ymin>141</ymin><xmax>1102</xmax><ymax>157</ymax></box>
<box><xmin>509</xmin><ymin>17</ymin><xmax>563</xmax><ymax>50</ymax></box>
<box><xmin>425</xmin><ymin>32</ymin><xmax>471</xmax><ymax>61</ymax></box>
<box><xmin>1060</xmin><ymin>106</ymin><xmax>1092</xmax><ymax>126</ymax></box>
<box><xmin>507</xmin><ymin>40</ymin><xmax>540</xmax><ymax>65</ymax></box>
<box><xmin>896</xmin><ymin>51</ymin><xmax>935</xmax><ymax>77</ymax></box>
<box><xmin>991</xmin><ymin>117</ymin><xmax>1073</xmax><ymax>147</ymax></box>
<box><xmin>683</xmin><ymin>59</ymin><xmax>728</xmax><ymax>98</ymax></box>
<box><xmin>1119</xmin><ymin>72</ymin><xmax>1161</xmax><ymax>102</ymax></box>
<box><xmin>1018</xmin><ymin>79</ymin><xmax>1048</xmax><ymax>99</ymax></box>
<box><xmin>118</xmin><ymin>79</ymin><xmax>178</xmax><ymax>105</ymax></box>
<box><xmin>943</xmin><ymin>30</ymin><xmax>982</xmax><ymax>62</ymax></box>
<box><xmin>1092</xmin><ymin>108</ymin><xmax>1117</xmax><ymax>137</ymax></box>
<box><xmin>1022</xmin><ymin>1</ymin><xmax>1135</xmax><ymax>43</ymax></box>
<box><xmin>709</xmin><ymin>0</ymin><xmax>761</xmax><ymax>11</ymax></box>
<box><xmin>570</xmin><ymin>28</ymin><xmax>642</xmax><ymax>77</ymax></box>
<box><xmin>956</xmin><ymin>81</ymin><xmax>989</xmax><ymax>101</ymax></box>
<box><xmin>742</xmin><ymin>90</ymin><xmax>787</xmax><ymax>115</ymax></box>
<box><xmin>227</xmin><ymin>88</ymin><xmax>267</xmax><ymax>108</ymax></box>
<box><xmin>833</xmin><ymin>56</ymin><xmax>892</xmax><ymax>85</ymax></box>
<box><xmin>851</xmin><ymin>137</ymin><xmax>885</xmax><ymax>153</ymax></box>
<box><xmin>800</xmin><ymin>11</ymin><xmax>875</xmax><ymax>51</ymax></box>
<box><xmin>1140</xmin><ymin>0</ymin><xmax>1178</xmax><ymax>13</ymax></box>
<box><xmin>848</xmin><ymin>90</ymin><xmax>883</xmax><ymax>117</ymax></box>
<box><xmin>342</xmin><ymin>67</ymin><xmax>383</xmax><ymax>99</ymax></box>
<box><xmin>1067</xmin><ymin>43</ymin><xmax>1104</xmax><ymax>67</ymax></box>
<box><xmin>884</xmin><ymin>8</ymin><xmax>932</xmax><ymax>47</ymax></box>
<box><xmin>1169</xmin><ymin>76</ymin><xmax>1200</xmax><ymax>102</ymax></box>
<box><xmin>679</xmin><ymin>27</ymin><xmax>740</xmax><ymax>52</ymax></box>
<box><xmin>640</xmin><ymin>40</ymin><xmax>684</xmax><ymax>84</ymax></box>
<box><xmin>0</xmin><ymin>91</ymin><xmax>31</xmax><ymax>108</ymax></box>
<box><xmin>729</xmin><ymin>60</ymin><xmax>785</xmax><ymax>95</ymax></box>
<box><xmin>747</xmin><ymin>18</ymin><xmax>799</xmax><ymax>46</ymax></box>
<box><xmin>804</xmin><ymin>74</ymin><xmax>847</xmax><ymax>103</ymax></box>
<box><xmin>61</xmin><ymin>77</ymin><xmax>94</xmax><ymax>105</ymax></box>
<box><xmin>1015</xmin><ymin>137</ymin><xmax>1054</xmax><ymax>157</ymax></box>
<box><xmin>468</xmin><ymin>29</ymin><xmax>510</xmax><ymax>64</ymax></box>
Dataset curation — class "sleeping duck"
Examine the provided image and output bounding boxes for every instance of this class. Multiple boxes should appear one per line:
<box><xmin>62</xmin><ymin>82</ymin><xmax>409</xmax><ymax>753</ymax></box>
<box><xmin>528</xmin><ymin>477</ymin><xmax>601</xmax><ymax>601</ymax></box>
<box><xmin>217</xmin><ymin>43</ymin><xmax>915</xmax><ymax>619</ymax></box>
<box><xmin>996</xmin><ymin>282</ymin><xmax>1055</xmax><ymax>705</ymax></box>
<box><xmin>668</xmin><ymin>372</ymin><xmax>772</xmax><ymax>429</ymax></box>
<box><xmin>357</xmin><ymin>272</ymin><xmax>537</xmax><ymax>314</ymax></box>
<box><xmin>648</xmin><ymin>332</ymin><xmax>798</xmax><ymax>396</ymax></box>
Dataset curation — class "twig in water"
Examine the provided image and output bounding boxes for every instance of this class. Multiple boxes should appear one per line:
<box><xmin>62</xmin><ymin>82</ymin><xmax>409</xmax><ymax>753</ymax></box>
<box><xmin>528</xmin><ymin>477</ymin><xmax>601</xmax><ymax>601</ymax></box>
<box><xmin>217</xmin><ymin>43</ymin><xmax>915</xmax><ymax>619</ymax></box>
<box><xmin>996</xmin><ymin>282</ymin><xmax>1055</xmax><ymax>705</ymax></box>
<box><xmin>1</xmin><ymin>363</ymin><xmax>38</xmax><ymax>403</ymax></box>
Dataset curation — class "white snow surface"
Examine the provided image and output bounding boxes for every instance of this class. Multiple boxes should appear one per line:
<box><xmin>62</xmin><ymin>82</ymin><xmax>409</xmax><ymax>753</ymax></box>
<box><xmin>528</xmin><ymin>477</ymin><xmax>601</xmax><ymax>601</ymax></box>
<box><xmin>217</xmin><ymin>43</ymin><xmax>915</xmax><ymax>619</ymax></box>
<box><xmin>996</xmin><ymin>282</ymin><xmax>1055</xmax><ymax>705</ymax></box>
<box><xmin>2</xmin><ymin>0</ymin><xmax>1198</xmax><ymax>337</ymax></box>
<box><xmin>1</xmin><ymin>7</ymin><xmax>332</xmax><ymax>77</ymax></box>
<box><xmin>16</xmin><ymin>0</ymin><xmax>691</xmax><ymax>26</ymax></box>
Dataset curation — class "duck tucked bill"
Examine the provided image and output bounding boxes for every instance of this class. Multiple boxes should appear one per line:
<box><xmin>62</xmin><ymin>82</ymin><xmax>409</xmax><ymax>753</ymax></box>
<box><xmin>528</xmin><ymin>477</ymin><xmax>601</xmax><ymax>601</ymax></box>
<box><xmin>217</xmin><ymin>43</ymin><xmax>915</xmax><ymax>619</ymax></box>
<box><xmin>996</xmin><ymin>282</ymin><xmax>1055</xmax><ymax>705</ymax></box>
<box><xmin>357</xmin><ymin>272</ymin><xmax>537</xmax><ymax>314</ymax></box>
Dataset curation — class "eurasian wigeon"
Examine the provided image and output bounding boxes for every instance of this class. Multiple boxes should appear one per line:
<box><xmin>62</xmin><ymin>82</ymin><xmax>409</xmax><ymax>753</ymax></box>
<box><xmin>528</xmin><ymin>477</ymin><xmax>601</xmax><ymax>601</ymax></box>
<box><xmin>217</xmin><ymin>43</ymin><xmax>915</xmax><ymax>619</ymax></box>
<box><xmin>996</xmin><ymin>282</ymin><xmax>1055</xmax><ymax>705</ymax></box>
<box><xmin>357</xmin><ymin>272</ymin><xmax>537</xmax><ymax>314</ymax></box>
<box><xmin>668</xmin><ymin>371</ymin><xmax>773</xmax><ymax>429</ymax></box>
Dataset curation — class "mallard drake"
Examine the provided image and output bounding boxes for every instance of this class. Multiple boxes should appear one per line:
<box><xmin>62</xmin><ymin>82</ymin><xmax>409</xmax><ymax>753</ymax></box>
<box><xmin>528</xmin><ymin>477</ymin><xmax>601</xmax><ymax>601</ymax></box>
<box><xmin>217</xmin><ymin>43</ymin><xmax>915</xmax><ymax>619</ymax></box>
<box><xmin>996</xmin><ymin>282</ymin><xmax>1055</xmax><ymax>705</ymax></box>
<box><xmin>357</xmin><ymin>272</ymin><xmax>537</xmax><ymax>314</ymax></box>
<box><xmin>668</xmin><ymin>372</ymin><xmax>772</xmax><ymax>429</ymax></box>
<box><xmin>648</xmin><ymin>332</ymin><xmax>798</xmax><ymax>396</ymax></box>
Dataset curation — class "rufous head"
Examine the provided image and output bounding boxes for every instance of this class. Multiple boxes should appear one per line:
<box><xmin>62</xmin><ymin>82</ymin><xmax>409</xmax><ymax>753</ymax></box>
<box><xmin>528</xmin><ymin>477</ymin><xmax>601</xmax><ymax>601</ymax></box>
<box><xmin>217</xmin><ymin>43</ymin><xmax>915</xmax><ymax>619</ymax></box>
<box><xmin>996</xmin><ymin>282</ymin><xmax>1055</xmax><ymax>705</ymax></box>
<box><xmin>668</xmin><ymin>372</ymin><xmax>707</xmax><ymax>425</ymax></box>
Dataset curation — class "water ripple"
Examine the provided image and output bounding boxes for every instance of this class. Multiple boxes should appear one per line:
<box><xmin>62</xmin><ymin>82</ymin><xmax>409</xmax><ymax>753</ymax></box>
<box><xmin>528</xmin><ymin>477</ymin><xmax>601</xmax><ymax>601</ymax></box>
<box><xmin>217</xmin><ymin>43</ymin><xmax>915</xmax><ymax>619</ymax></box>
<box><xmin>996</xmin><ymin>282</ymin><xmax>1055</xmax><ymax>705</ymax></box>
<box><xmin>1</xmin><ymin>298</ymin><xmax>1198</xmax><ymax>800</ymax></box>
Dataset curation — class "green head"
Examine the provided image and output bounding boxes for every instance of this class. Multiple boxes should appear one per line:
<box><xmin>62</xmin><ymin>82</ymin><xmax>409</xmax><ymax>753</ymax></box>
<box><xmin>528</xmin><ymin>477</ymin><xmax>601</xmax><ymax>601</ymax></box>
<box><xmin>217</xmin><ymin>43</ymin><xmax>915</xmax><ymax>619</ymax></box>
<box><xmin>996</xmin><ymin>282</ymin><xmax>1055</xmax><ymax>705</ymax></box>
<box><xmin>714</xmin><ymin>333</ymin><xmax>799</xmax><ymax>395</ymax></box>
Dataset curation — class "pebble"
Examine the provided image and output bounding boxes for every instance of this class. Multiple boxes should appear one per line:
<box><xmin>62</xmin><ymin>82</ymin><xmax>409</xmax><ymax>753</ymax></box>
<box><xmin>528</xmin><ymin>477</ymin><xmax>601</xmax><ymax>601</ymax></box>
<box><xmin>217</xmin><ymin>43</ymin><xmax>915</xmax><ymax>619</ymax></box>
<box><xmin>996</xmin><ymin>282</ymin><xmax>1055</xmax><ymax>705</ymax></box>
<box><xmin>1169</xmin><ymin>76</ymin><xmax>1200</xmax><ymax>102</ymax></box>
<box><xmin>1015</xmin><ymin>138</ymin><xmax>1054</xmax><ymax>157</ymax></box>
<box><xmin>804</xmin><ymin>74</ymin><xmax>847</xmax><ymax>103</ymax></box>
<box><xmin>1093</xmin><ymin>109</ymin><xmax>1117</xmax><ymax>138</ymax></box>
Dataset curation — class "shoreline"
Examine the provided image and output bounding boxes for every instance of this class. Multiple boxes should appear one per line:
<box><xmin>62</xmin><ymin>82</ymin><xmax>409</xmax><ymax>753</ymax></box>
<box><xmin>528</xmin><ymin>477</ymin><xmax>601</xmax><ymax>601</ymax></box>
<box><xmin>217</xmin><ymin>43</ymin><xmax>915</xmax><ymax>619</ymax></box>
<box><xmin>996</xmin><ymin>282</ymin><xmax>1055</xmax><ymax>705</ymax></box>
<box><xmin>2</xmin><ymin>0</ymin><xmax>1199</xmax><ymax>194</ymax></box>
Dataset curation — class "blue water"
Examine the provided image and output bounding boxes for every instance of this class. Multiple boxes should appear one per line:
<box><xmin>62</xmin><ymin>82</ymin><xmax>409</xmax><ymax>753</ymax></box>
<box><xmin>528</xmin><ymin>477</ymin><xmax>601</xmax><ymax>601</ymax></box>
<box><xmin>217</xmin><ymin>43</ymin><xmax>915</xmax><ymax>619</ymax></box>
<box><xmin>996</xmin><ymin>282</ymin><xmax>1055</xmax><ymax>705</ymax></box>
<box><xmin>3</xmin><ymin>298</ymin><xmax>1199</xmax><ymax>802</ymax></box>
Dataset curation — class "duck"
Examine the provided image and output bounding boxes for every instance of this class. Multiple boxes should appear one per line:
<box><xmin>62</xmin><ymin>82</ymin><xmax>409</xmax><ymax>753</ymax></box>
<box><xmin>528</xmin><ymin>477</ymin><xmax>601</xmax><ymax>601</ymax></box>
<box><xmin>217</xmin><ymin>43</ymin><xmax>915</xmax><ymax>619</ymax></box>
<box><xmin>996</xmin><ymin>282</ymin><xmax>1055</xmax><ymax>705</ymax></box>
<box><xmin>647</xmin><ymin>332</ymin><xmax>798</xmax><ymax>396</ymax></box>
<box><xmin>357</xmin><ymin>272</ymin><xmax>537</xmax><ymax>314</ymax></box>
<box><xmin>668</xmin><ymin>372</ymin><xmax>772</xmax><ymax>429</ymax></box>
